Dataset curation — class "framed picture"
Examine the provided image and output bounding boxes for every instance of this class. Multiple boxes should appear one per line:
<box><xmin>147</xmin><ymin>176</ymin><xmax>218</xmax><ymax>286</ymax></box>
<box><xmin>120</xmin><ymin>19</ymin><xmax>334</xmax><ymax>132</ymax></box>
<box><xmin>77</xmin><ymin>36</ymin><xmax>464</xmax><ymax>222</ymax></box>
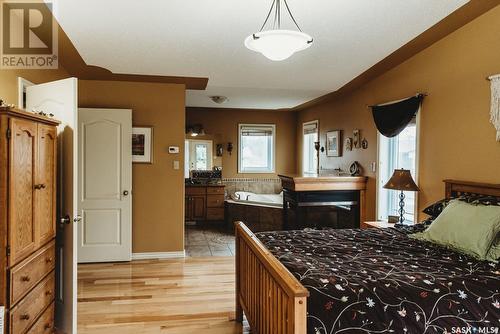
<box><xmin>132</xmin><ymin>126</ymin><xmax>154</xmax><ymax>163</ymax></box>
<box><xmin>353</xmin><ymin>129</ymin><xmax>361</xmax><ymax>149</ymax></box>
<box><xmin>326</xmin><ymin>130</ymin><xmax>342</xmax><ymax>157</ymax></box>
<box><xmin>345</xmin><ymin>137</ymin><xmax>353</xmax><ymax>151</ymax></box>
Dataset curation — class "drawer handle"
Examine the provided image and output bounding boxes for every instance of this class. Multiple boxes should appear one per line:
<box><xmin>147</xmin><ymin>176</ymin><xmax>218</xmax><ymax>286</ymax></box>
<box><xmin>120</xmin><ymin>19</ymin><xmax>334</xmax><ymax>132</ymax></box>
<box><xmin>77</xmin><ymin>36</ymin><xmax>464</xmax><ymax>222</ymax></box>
<box><xmin>45</xmin><ymin>290</ymin><xmax>52</xmax><ymax>296</ymax></box>
<box><xmin>21</xmin><ymin>276</ymin><xmax>30</xmax><ymax>282</ymax></box>
<box><xmin>44</xmin><ymin>323</ymin><xmax>52</xmax><ymax>330</ymax></box>
<box><xmin>20</xmin><ymin>314</ymin><xmax>30</xmax><ymax>321</ymax></box>
<box><xmin>46</xmin><ymin>257</ymin><xmax>53</xmax><ymax>263</ymax></box>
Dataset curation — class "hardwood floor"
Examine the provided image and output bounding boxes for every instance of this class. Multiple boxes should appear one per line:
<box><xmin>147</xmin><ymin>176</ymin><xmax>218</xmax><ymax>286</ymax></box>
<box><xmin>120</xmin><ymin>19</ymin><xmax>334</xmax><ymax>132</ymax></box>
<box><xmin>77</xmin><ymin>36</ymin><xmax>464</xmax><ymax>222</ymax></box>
<box><xmin>78</xmin><ymin>256</ymin><xmax>249</xmax><ymax>333</ymax></box>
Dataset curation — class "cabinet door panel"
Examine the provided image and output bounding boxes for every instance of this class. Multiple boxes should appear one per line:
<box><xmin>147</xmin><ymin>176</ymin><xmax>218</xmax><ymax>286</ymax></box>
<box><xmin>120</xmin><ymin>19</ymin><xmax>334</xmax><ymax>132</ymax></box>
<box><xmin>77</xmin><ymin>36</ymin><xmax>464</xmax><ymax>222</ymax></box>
<box><xmin>185</xmin><ymin>196</ymin><xmax>192</xmax><ymax>220</ymax></box>
<box><xmin>191</xmin><ymin>195</ymin><xmax>206</xmax><ymax>221</ymax></box>
<box><xmin>36</xmin><ymin>124</ymin><xmax>57</xmax><ymax>247</ymax></box>
<box><xmin>9</xmin><ymin>118</ymin><xmax>37</xmax><ymax>265</ymax></box>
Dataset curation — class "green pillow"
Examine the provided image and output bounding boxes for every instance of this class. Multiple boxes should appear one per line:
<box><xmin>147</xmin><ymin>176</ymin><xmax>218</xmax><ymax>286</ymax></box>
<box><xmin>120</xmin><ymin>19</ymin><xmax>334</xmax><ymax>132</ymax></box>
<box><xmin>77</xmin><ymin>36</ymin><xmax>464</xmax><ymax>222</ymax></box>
<box><xmin>410</xmin><ymin>200</ymin><xmax>500</xmax><ymax>260</ymax></box>
<box><xmin>486</xmin><ymin>237</ymin><xmax>500</xmax><ymax>262</ymax></box>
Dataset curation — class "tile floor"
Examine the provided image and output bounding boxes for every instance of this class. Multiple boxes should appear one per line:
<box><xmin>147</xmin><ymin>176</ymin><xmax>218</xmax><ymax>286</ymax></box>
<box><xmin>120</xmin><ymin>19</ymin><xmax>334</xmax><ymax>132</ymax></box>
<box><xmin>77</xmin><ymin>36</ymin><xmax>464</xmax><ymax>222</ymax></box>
<box><xmin>185</xmin><ymin>224</ymin><xmax>235</xmax><ymax>257</ymax></box>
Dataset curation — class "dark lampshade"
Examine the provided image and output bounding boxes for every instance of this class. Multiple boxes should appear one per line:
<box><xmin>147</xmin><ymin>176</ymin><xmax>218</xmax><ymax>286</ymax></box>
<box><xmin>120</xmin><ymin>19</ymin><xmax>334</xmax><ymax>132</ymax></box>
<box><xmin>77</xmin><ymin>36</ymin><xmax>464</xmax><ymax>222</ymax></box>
<box><xmin>383</xmin><ymin>169</ymin><xmax>420</xmax><ymax>192</ymax></box>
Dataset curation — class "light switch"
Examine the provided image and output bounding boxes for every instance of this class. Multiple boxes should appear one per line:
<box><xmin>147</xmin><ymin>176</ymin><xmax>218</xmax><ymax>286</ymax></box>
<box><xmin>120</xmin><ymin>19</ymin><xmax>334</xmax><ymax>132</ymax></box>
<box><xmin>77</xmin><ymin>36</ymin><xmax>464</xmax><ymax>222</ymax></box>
<box><xmin>173</xmin><ymin>160</ymin><xmax>180</xmax><ymax>170</ymax></box>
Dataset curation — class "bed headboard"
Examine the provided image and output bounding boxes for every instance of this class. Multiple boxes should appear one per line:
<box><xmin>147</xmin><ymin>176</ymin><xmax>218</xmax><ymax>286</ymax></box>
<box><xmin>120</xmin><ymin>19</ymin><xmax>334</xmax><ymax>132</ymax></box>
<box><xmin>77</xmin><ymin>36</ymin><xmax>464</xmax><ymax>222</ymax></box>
<box><xmin>444</xmin><ymin>179</ymin><xmax>500</xmax><ymax>199</ymax></box>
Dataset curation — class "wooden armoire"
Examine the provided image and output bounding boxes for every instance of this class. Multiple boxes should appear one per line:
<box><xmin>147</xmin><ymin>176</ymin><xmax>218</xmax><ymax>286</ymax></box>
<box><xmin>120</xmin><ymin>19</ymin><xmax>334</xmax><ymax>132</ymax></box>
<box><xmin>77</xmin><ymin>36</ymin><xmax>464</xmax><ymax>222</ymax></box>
<box><xmin>0</xmin><ymin>106</ymin><xmax>59</xmax><ymax>334</ymax></box>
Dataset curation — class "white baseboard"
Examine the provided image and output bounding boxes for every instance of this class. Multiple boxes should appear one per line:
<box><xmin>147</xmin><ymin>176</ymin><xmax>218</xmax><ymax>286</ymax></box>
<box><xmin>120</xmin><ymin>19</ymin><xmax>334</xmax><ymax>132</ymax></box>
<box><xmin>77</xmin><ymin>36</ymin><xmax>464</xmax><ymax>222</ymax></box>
<box><xmin>131</xmin><ymin>250</ymin><xmax>186</xmax><ymax>260</ymax></box>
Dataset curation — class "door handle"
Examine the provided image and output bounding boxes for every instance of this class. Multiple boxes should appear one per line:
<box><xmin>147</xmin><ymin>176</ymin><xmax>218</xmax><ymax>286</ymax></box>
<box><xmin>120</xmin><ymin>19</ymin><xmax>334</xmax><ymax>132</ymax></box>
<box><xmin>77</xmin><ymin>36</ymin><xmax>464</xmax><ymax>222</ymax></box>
<box><xmin>73</xmin><ymin>215</ymin><xmax>82</xmax><ymax>223</ymax></box>
<box><xmin>123</xmin><ymin>190</ymin><xmax>129</xmax><ymax>196</ymax></box>
<box><xmin>60</xmin><ymin>215</ymin><xmax>71</xmax><ymax>225</ymax></box>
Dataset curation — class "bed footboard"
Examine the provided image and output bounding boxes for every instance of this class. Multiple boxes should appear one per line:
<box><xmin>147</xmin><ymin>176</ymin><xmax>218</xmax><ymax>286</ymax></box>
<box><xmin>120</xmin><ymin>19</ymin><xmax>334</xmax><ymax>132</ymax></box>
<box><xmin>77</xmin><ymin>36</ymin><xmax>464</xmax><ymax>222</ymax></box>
<box><xmin>235</xmin><ymin>222</ymin><xmax>309</xmax><ymax>334</ymax></box>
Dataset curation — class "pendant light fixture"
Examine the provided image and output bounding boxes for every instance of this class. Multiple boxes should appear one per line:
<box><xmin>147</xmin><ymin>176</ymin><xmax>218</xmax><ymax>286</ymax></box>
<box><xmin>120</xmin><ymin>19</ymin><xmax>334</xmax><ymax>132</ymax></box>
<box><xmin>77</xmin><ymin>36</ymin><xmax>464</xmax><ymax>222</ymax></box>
<box><xmin>245</xmin><ymin>0</ymin><xmax>313</xmax><ymax>61</ymax></box>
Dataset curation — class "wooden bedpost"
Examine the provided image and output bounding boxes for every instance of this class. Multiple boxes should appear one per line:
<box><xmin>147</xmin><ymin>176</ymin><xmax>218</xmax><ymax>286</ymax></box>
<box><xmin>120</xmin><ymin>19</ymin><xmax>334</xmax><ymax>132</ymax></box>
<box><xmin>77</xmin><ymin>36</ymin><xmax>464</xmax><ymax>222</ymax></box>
<box><xmin>235</xmin><ymin>223</ymin><xmax>243</xmax><ymax>322</ymax></box>
<box><xmin>234</xmin><ymin>221</ymin><xmax>309</xmax><ymax>334</ymax></box>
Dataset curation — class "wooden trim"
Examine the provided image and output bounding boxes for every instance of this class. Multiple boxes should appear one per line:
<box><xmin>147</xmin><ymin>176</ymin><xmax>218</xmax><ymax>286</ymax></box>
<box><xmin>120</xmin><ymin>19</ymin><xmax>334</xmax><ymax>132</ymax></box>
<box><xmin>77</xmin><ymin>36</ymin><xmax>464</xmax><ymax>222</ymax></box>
<box><xmin>131</xmin><ymin>251</ymin><xmax>185</xmax><ymax>260</ymax></box>
<box><xmin>292</xmin><ymin>0</ymin><xmax>500</xmax><ymax>112</ymax></box>
<box><xmin>444</xmin><ymin>179</ymin><xmax>500</xmax><ymax>199</ymax></box>
<box><xmin>235</xmin><ymin>222</ymin><xmax>308</xmax><ymax>334</ymax></box>
<box><xmin>0</xmin><ymin>114</ymin><xmax>8</xmax><ymax>308</ymax></box>
<box><xmin>0</xmin><ymin>107</ymin><xmax>60</xmax><ymax>126</ymax></box>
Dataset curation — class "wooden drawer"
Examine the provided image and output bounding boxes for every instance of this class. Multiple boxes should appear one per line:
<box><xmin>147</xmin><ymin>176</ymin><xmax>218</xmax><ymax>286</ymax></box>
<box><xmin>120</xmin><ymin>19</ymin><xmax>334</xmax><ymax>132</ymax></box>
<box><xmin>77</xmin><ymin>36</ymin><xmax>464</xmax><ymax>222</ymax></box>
<box><xmin>207</xmin><ymin>195</ymin><xmax>224</xmax><ymax>208</ymax></box>
<box><xmin>27</xmin><ymin>302</ymin><xmax>54</xmax><ymax>334</ymax></box>
<box><xmin>10</xmin><ymin>271</ymin><xmax>55</xmax><ymax>334</ymax></box>
<box><xmin>206</xmin><ymin>186</ymin><xmax>224</xmax><ymax>195</ymax></box>
<box><xmin>10</xmin><ymin>241</ymin><xmax>55</xmax><ymax>306</ymax></box>
<box><xmin>206</xmin><ymin>208</ymin><xmax>224</xmax><ymax>221</ymax></box>
<box><xmin>185</xmin><ymin>186</ymin><xmax>206</xmax><ymax>195</ymax></box>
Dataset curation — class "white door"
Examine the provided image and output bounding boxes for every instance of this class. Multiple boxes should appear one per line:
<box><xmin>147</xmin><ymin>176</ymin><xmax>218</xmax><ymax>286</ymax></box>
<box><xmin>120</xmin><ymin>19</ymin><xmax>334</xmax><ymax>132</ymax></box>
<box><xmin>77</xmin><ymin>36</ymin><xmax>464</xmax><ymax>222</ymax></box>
<box><xmin>187</xmin><ymin>139</ymin><xmax>213</xmax><ymax>170</ymax></box>
<box><xmin>26</xmin><ymin>77</ymin><xmax>78</xmax><ymax>334</ymax></box>
<box><xmin>77</xmin><ymin>108</ymin><xmax>132</xmax><ymax>263</ymax></box>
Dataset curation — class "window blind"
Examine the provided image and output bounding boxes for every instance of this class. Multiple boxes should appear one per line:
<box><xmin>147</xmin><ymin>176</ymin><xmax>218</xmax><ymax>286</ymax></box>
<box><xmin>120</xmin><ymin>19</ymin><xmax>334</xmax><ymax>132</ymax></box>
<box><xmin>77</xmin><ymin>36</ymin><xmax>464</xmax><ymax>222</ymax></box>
<box><xmin>240</xmin><ymin>126</ymin><xmax>273</xmax><ymax>136</ymax></box>
<box><xmin>303</xmin><ymin>121</ymin><xmax>318</xmax><ymax>134</ymax></box>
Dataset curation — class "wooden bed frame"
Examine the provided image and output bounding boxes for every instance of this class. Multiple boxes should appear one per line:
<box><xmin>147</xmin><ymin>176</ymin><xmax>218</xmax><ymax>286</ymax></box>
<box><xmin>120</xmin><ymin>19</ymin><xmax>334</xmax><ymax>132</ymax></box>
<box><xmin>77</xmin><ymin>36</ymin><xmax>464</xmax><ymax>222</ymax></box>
<box><xmin>235</xmin><ymin>179</ymin><xmax>500</xmax><ymax>334</ymax></box>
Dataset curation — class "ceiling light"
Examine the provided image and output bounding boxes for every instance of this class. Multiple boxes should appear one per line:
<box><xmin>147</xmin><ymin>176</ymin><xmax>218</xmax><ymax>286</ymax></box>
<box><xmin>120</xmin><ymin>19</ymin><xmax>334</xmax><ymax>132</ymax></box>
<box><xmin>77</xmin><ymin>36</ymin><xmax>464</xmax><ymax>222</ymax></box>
<box><xmin>210</xmin><ymin>96</ymin><xmax>228</xmax><ymax>104</ymax></box>
<box><xmin>245</xmin><ymin>0</ymin><xmax>313</xmax><ymax>61</ymax></box>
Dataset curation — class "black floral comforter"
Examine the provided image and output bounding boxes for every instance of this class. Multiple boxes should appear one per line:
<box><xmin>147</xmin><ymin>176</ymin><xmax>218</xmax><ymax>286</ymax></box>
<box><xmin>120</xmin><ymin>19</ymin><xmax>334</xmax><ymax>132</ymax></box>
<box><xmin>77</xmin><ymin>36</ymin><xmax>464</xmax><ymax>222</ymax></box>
<box><xmin>256</xmin><ymin>227</ymin><xmax>500</xmax><ymax>334</ymax></box>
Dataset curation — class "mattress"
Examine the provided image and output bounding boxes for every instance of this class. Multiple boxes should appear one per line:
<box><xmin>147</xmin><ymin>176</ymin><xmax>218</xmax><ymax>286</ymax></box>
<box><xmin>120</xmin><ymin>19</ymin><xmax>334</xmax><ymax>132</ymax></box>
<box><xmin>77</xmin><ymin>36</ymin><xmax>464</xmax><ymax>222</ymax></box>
<box><xmin>256</xmin><ymin>227</ymin><xmax>500</xmax><ymax>334</ymax></box>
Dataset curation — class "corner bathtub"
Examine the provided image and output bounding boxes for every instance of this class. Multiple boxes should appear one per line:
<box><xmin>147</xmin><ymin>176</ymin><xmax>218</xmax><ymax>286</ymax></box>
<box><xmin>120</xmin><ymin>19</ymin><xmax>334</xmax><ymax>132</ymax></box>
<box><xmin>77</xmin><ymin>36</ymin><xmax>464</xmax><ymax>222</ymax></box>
<box><xmin>225</xmin><ymin>192</ymin><xmax>283</xmax><ymax>232</ymax></box>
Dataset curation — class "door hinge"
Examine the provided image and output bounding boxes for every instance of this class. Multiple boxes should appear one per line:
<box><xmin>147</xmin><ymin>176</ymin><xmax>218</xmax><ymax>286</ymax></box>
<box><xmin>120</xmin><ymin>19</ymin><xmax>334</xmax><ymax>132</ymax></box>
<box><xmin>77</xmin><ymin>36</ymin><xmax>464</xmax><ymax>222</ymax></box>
<box><xmin>6</xmin><ymin>246</ymin><xmax>10</xmax><ymax>256</ymax></box>
<box><xmin>6</xmin><ymin>128</ymin><xmax>11</xmax><ymax>140</ymax></box>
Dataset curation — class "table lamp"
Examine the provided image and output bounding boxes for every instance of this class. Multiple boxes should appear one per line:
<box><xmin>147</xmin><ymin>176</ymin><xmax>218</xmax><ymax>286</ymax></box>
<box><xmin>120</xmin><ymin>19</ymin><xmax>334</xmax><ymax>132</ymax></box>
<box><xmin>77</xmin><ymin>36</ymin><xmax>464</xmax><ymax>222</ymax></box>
<box><xmin>383</xmin><ymin>169</ymin><xmax>420</xmax><ymax>224</ymax></box>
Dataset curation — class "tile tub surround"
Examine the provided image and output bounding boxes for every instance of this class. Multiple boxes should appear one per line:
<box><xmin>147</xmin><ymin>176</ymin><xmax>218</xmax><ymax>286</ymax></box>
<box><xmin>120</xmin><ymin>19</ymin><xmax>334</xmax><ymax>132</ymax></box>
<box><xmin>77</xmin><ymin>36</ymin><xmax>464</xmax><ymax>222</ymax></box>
<box><xmin>185</xmin><ymin>224</ymin><xmax>235</xmax><ymax>257</ymax></box>
<box><xmin>222</xmin><ymin>178</ymin><xmax>282</xmax><ymax>197</ymax></box>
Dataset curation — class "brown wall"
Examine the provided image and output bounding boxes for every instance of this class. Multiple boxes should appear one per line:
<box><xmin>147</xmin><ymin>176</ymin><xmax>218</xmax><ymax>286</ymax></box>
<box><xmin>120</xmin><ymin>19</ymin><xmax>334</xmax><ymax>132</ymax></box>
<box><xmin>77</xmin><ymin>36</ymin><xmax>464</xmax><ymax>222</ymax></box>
<box><xmin>297</xmin><ymin>5</ymin><xmax>500</xmax><ymax>222</ymax></box>
<box><xmin>186</xmin><ymin>107</ymin><xmax>297</xmax><ymax>178</ymax></box>
<box><xmin>79</xmin><ymin>80</ymin><xmax>186</xmax><ymax>253</ymax></box>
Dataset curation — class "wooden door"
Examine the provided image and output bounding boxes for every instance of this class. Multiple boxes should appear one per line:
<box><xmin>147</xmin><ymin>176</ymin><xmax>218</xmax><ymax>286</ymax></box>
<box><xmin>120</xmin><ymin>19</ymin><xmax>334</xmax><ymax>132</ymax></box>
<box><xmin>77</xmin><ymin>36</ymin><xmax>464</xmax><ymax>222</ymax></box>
<box><xmin>191</xmin><ymin>195</ymin><xmax>206</xmax><ymax>221</ymax></box>
<box><xmin>9</xmin><ymin>118</ymin><xmax>37</xmax><ymax>265</ymax></box>
<box><xmin>36</xmin><ymin>124</ymin><xmax>57</xmax><ymax>247</ymax></box>
<box><xmin>77</xmin><ymin>108</ymin><xmax>132</xmax><ymax>263</ymax></box>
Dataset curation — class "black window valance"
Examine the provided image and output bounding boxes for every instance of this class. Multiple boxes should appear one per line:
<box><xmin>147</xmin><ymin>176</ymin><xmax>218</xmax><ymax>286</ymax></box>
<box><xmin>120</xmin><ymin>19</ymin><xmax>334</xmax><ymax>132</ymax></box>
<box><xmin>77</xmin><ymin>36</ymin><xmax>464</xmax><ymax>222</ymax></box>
<box><xmin>371</xmin><ymin>94</ymin><xmax>424</xmax><ymax>137</ymax></box>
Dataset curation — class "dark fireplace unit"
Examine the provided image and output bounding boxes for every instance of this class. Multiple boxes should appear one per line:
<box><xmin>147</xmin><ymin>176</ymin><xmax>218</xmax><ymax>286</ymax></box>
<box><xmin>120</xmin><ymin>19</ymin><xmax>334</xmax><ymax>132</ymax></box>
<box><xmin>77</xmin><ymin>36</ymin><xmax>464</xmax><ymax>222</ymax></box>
<box><xmin>279</xmin><ymin>174</ymin><xmax>368</xmax><ymax>230</ymax></box>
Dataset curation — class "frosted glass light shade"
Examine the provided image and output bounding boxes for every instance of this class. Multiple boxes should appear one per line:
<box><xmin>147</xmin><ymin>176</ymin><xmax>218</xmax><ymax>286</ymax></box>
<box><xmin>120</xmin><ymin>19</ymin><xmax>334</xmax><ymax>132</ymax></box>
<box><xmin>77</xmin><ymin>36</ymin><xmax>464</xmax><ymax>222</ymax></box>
<box><xmin>245</xmin><ymin>29</ymin><xmax>312</xmax><ymax>61</ymax></box>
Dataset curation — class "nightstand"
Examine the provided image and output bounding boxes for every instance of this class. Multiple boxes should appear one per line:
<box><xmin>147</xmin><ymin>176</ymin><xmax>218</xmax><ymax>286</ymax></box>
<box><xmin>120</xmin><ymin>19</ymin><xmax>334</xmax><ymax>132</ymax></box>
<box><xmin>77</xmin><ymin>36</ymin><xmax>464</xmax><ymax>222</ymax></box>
<box><xmin>361</xmin><ymin>221</ymin><xmax>395</xmax><ymax>229</ymax></box>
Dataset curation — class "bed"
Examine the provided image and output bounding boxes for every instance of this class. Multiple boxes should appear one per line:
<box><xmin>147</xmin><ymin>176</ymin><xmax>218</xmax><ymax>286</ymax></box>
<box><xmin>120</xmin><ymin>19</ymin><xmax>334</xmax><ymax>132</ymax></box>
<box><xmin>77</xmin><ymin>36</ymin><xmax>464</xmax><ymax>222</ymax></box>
<box><xmin>235</xmin><ymin>180</ymin><xmax>500</xmax><ymax>333</ymax></box>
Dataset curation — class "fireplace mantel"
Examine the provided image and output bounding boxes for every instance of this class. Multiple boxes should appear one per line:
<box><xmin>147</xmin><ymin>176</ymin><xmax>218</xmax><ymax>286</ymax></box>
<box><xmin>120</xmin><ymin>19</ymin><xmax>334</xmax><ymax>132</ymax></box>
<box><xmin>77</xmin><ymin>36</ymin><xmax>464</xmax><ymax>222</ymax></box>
<box><xmin>278</xmin><ymin>174</ymin><xmax>368</xmax><ymax>192</ymax></box>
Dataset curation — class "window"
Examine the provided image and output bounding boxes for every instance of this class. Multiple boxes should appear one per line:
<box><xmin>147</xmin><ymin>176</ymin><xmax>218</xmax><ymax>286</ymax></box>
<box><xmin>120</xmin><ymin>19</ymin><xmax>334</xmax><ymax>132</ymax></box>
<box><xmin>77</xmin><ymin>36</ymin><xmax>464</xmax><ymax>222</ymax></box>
<box><xmin>377</xmin><ymin>117</ymin><xmax>418</xmax><ymax>223</ymax></box>
<box><xmin>302</xmin><ymin>120</ymin><xmax>318</xmax><ymax>174</ymax></box>
<box><xmin>238</xmin><ymin>124</ymin><xmax>275</xmax><ymax>173</ymax></box>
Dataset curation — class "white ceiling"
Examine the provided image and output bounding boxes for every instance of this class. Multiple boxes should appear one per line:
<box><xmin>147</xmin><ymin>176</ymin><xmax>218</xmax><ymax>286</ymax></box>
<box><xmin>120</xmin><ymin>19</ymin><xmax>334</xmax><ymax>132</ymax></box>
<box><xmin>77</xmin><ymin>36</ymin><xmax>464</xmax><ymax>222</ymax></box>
<box><xmin>52</xmin><ymin>0</ymin><xmax>469</xmax><ymax>109</ymax></box>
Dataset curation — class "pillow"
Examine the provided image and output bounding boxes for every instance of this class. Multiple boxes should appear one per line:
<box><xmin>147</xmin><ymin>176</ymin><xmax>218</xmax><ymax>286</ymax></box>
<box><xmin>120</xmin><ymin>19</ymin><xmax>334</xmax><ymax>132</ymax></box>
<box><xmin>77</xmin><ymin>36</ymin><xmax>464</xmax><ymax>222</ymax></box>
<box><xmin>486</xmin><ymin>233</ymin><xmax>500</xmax><ymax>262</ymax></box>
<box><xmin>463</xmin><ymin>196</ymin><xmax>500</xmax><ymax>207</ymax></box>
<box><xmin>422</xmin><ymin>195</ymin><xmax>500</xmax><ymax>218</ymax></box>
<box><xmin>422</xmin><ymin>198</ymin><xmax>451</xmax><ymax>218</ymax></box>
<box><xmin>411</xmin><ymin>200</ymin><xmax>500</xmax><ymax>260</ymax></box>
